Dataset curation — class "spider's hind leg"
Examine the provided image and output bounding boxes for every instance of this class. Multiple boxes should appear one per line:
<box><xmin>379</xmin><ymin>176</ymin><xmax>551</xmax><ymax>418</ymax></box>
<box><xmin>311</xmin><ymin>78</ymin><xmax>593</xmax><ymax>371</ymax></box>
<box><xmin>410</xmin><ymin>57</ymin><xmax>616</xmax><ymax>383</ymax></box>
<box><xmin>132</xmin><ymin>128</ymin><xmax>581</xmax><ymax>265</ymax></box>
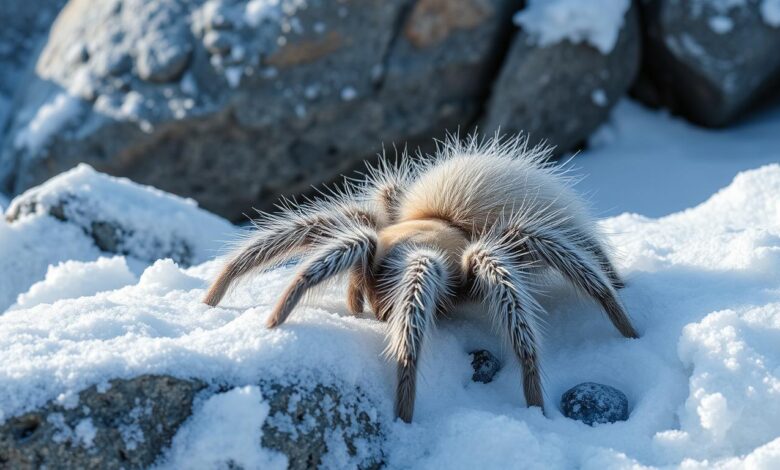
<box><xmin>508</xmin><ymin>223</ymin><xmax>639</xmax><ymax>339</ymax></box>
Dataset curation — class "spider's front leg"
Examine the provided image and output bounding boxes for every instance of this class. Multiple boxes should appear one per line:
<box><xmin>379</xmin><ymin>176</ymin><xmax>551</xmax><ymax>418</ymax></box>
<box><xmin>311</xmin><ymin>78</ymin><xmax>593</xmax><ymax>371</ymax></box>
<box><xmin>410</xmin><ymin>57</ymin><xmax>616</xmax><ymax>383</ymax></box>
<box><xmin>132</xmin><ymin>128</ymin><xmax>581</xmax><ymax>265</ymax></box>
<box><xmin>203</xmin><ymin>201</ymin><xmax>378</xmax><ymax>307</ymax></box>
<box><xmin>463</xmin><ymin>238</ymin><xmax>545</xmax><ymax>409</ymax></box>
<box><xmin>381</xmin><ymin>246</ymin><xmax>453</xmax><ymax>422</ymax></box>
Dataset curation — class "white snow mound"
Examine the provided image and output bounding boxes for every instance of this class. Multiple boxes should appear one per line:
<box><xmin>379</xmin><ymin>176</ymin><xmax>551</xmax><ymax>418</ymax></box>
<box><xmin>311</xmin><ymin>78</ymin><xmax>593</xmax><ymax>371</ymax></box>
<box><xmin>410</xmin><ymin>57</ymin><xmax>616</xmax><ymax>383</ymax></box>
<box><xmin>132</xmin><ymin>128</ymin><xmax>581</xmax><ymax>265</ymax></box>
<box><xmin>1</xmin><ymin>165</ymin><xmax>779</xmax><ymax>468</ymax></box>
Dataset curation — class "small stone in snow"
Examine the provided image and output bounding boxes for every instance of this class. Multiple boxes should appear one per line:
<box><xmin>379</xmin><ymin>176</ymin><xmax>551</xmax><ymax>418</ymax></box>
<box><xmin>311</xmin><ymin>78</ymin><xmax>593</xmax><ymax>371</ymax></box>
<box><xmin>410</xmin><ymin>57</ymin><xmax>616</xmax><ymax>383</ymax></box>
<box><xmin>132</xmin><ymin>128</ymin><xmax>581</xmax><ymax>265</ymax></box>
<box><xmin>470</xmin><ymin>350</ymin><xmax>501</xmax><ymax>384</ymax></box>
<box><xmin>561</xmin><ymin>382</ymin><xmax>629</xmax><ymax>426</ymax></box>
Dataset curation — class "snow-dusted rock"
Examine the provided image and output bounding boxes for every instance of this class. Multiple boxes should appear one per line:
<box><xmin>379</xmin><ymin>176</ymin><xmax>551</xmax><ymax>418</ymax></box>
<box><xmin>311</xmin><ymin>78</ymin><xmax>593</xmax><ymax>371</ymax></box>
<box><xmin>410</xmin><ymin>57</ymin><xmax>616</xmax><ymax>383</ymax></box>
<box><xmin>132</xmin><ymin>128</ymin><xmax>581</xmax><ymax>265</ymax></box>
<box><xmin>0</xmin><ymin>164</ymin><xmax>233</xmax><ymax>312</ymax></box>
<box><xmin>469</xmin><ymin>349</ymin><xmax>501</xmax><ymax>384</ymax></box>
<box><xmin>635</xmin><ymin>0</ymin><xmax>780</xmax><ymax>127</ymax></box>
<box><xmin>0</xmin><ymin>0</ymin><xmax>516</xmax><ymax>220</ymax></box>
<box><xmin>560</xmin><ymin>382</ymin><xmax>629</xmax><ymax>426</ymax></box>
<box><xmin>0</xmin><ymin>0</ymin><xmax>67</xmax><ymax>143</ymax></box>
<box><xmin>0</xmin><ymin>375</ymin><xmax>204</xmax><ymax>469</ymax></box>
<box><xmin>5</xmin><ymin>164</ymin><xmax>233</xmax><ymax>267</ymax></box>
<box><xmin>483</xmin><ymin>0</ymin><xmax>640</xmax><ymax>153</ymax></box>
<box><xmin>0</xmin><ymin>376</ymin><xmax>384</xmax><ymax>469</ymax></box>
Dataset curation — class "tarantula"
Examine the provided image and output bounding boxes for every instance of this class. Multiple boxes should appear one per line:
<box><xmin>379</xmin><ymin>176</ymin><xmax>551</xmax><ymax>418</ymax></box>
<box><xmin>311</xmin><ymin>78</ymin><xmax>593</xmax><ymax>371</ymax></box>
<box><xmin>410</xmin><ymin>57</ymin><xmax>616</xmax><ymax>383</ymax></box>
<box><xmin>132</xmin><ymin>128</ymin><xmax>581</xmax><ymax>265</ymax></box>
<box><xmin>203</xmin><ymin>135</ymin><xmax>638</xmax><ymax>422</ymax></box>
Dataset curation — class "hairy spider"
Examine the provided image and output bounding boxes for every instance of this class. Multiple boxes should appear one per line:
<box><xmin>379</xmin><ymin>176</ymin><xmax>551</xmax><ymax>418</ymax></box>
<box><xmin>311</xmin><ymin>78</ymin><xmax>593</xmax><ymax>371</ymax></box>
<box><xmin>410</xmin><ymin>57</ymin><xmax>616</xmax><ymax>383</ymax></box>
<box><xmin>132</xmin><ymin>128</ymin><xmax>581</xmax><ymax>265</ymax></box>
<box><xmin>203</xmin><ymin>135</ymin><xmax>638</xmax><ymax>422</ymax></box>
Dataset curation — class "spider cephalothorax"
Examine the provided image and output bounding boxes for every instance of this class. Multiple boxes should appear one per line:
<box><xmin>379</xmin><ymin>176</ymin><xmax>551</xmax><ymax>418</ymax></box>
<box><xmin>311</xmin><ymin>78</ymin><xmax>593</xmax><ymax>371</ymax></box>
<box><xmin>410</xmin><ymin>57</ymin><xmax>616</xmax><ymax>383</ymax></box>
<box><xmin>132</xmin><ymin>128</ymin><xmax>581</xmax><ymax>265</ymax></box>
<box><xmin>204</xmin><ymin>135</ymin><xmax>638</xmax><ymax>422</ymax></box>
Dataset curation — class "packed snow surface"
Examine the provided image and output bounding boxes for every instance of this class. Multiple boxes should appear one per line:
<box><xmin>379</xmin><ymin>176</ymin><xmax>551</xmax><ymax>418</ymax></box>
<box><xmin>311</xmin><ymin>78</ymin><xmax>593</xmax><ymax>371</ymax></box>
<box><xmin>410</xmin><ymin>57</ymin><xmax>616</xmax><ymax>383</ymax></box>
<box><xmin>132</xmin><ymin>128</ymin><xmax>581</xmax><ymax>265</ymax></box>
<box><xmin>577</xmin><ymin>99</ymin><xmax>780</xmax><ymax>217</ymax></box>
<box><xmin>1</xmin><ymin>158</ymin><xmax>780</xmax><ymax>466</ymax></box>
<box><xmin>514</xmin><ymin>0</ymin><xmax>631</xmax><ymax>54</ymax></box>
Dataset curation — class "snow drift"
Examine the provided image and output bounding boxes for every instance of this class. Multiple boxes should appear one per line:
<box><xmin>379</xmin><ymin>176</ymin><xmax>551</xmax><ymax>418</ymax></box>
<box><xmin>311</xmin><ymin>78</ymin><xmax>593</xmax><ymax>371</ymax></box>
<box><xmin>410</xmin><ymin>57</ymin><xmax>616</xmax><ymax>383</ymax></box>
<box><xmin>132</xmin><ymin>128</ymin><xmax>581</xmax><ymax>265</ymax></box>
<box><xmin>0</xmin><ymin>162</ymin><xmax>779</xmax><ymax>468</ymax></box>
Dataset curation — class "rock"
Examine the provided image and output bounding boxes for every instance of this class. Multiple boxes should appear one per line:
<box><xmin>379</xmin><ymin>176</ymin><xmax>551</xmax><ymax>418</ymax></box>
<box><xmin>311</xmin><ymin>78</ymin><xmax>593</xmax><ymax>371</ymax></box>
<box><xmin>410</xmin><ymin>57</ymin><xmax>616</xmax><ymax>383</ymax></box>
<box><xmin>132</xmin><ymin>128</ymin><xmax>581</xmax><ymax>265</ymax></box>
<box><xmin>4</xmin><ymin>164</ymin><xmax>233</xmax><ymax>267</ymax></box>
<box><xmin>0</xmin><ymin>375</ymin><xmax>205</xmax><ymax>470</ymax></box>
<box><xmin>260</xmin><ymin>381</ymin><xmax>384</xmax><ymax>470</ymax></box>
<box><xmin>560</xmin><ymin>382</ymin><xmax>629</xmax><ymax>426</ymax></box>
<box><xmin>469</xmin><ymin>349</ymin><xmax>501</xmax><ymax>384</ymax></box>
<box><xmin>0</xmin><ymin>376</ymin><xmax>385</xmax><ymax>469</ymax></box>
<box><xmin>634</xmin><ymin>1</ymin><xmax>780</xmax><ymax>127</ymax></box>
<box><xmin>0</xmin><ymin>0</ymin><xmax>67</xmax><ymax>144</ymax></box>
<box><xmin>482</xmin><ymin>2</ymin><xmax>640</xmax><ymax>153</ymax></box>
<box><xmin>0</xmin><ymin>0</ymin><xmax>517</xmax><ymax>221</ymax></box>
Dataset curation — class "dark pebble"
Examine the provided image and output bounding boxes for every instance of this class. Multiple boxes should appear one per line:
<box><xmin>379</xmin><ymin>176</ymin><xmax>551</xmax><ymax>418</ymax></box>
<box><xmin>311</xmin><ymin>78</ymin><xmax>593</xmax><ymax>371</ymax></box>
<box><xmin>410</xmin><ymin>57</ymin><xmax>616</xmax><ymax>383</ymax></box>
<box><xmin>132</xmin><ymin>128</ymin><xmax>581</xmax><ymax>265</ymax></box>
<box><xmin>561</xmin><ymin>382</ymin><xmax>629</xmax><ymax>426</ymax></box>
<box><xmin>469</xmin><ymin>350</ymin><xmax>501</xmax><ymax>384</ymax></box>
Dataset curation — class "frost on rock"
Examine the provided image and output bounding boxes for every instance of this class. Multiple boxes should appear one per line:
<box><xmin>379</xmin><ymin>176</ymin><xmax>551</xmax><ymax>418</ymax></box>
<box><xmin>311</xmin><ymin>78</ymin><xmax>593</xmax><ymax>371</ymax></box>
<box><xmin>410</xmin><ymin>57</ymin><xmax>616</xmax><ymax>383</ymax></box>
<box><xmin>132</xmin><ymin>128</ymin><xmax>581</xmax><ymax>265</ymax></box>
<box><xmin>514</xmin><ymin>0</ymin><xmax>631</xmax><ymax>54</ymax></box>
<box><xmin>12</xmin><ymin>93</ymin><xmax>83</xmax><ymax>154</ymax></box>
<box><xmin>5</xmin><ymin>164</ymin><xmax>234</xmax><ymax>267</ymax></box>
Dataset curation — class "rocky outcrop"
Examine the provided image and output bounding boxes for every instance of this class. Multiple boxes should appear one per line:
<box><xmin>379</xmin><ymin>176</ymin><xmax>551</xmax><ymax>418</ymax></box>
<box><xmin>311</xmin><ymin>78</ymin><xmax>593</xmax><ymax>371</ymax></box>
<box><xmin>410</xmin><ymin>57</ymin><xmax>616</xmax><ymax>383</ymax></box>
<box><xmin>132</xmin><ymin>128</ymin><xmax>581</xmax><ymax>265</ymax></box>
<box><xmin>483</xmin><ymin>2</ymin><xmax>641</xmax><ymax>152</ymax></box>
<box><xmin>0</xmin><ymin>375</ymin><xmax>385</xmax><ymax>469</ymax></box>
<box><xmin>0</xmin><ymin>376</ymin><xmax>204</xmax><ymax>469</ymax></box>
<box><xmin>634</xmin><ymin>0</ymin><xmax>780</xmax><ymax>127</ymax></box>
<box><xmin>4</xmin><ymin>164</ymin><xmax>233</xmax><ymax>267</ymax></box>
<box><xmin>0</xmin><ymin>0</ymin><xmax>516</xmax><ymax>220</ymax></box>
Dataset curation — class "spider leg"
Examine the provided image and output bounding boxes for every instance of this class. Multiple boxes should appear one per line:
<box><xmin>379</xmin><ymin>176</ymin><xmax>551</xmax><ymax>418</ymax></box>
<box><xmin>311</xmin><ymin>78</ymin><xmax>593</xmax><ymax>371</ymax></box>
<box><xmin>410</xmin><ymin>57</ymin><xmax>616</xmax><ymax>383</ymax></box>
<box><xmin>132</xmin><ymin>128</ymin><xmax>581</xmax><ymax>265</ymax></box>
<box><xmin>203</xmin><ymin>202</ymin><xmax>378</xmax><ymax>307</ymax></box>
<box><xmin>463</xmin><ymin>239</ymin><xmax>544</xmax><ymax>409</ymax></box>
<box><xmin>505</xmin><ymin>223</ymin><xmax>639</xmax><ymax>339</ymax></box>
<box><xmin>576</xmin><ymin>234</ymin><xmax>625</xmax><ymax>289</ymax></box>
<box><xmin>346</xmin><ymin>266</ymin><xmax>366</xmax><ymax>314</ymax></box>
<box><xmin>267</xmin><ymin>224</ymin><xmax>377</xmax><ymax>327</ymax></box>
<box><xmin>382</xmin><ymin>246</ymin><xmax>452</xmax><ymax>422</ymax></box>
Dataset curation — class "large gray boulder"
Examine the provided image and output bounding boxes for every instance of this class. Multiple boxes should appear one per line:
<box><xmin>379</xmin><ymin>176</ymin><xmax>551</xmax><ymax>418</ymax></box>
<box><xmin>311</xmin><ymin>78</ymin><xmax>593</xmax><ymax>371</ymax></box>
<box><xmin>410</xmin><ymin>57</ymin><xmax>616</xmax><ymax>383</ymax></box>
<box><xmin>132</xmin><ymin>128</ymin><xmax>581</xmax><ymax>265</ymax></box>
<box><xmin>635</xmin><ymin>0</ymin><xmax>780</xmax><ymax>127</ymax></box>
<box><xmin>483</xmin><ymin>1</ymin><xmax>641</xmax><ymax>153</ymax></box>
<box><xmin>0</xmin><ymin>0</ymin><xmax>516</xmax><ymax>221</ymax></box>
<box><xmin>0</xmin><ymin>375</ymin><xmax>385</xmax><ymax>469</ymax></box>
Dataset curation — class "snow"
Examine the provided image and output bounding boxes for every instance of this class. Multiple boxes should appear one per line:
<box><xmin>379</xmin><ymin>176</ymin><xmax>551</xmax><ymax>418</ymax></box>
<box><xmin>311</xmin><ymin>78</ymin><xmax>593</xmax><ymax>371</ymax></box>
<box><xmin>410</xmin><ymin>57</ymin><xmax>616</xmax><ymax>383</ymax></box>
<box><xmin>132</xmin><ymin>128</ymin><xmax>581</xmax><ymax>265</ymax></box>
<box><xmin>708</xmin><ymin>15</ymin><xmax>734</xmax><ymax>33</ymax></box>
<box><xmin>514</xmin><ymin>0</ymin><xmax>631</xmax><ymax>54</ymax></box>
<box><xmin>575</xmin><ymin>99</ymin><xmax>780</xmax><ymax>218</ymax></box>
<box><xmin>763</xmin><ymin>0</ymin><xmax>780</xmax><ymax>26</ymax></box>
<box><xmin>159</xmin><ymin>386</ymin><xmax>287</xmax><ymax>469</ymax></box>
<box><xmin>1</xmin><ymin>102</ymin><xmax>780</xmax><ymax>467</ymax></box>
<box><xmin>14</xmin><ymin>257</ymin><xmax>136</xmax><ymax>311</ymax></box>
<box><xmin>13</xmin><ymin>92</ymin><xmax>82</xmax><ymax>154</ymax></box>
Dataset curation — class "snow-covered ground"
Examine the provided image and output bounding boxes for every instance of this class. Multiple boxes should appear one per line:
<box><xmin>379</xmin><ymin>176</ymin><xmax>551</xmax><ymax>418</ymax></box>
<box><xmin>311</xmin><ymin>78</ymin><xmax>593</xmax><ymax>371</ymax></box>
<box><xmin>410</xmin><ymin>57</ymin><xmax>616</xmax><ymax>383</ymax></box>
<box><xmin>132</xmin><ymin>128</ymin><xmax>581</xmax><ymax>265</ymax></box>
<box><xmin>576</xmin><ymin>100</ymin><xmax>780</xmax><ymax>218</ymax></box>
<box><xmin>1</xmin><ymin>100</ymin><xmax>779</xmax><ymax>468</ymax></box>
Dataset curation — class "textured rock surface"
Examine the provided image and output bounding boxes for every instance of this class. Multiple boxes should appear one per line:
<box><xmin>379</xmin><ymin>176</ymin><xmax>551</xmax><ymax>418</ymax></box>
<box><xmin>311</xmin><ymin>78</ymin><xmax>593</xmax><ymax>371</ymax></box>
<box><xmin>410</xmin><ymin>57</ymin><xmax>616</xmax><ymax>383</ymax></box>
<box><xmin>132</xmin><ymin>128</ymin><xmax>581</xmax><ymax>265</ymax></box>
<box><xmin>260</xmin><ymin>381</ymin><xmax>384</xmax><ymax>470</ymax></box>
<box><xmin>0</xmin><ymin>375</ymin><xmax>385</xmax><ymax>469</ymax></box>
<box><xmin>560</xmin><ymin>382</ymin><xmax>629</xmax><ymax>426</ymax></box>
<box><xmin>0</xmin><ymin>0</ymin><xmax>516</xmax><ymax>221</ymax></box>
<box><xmin>469</xmin><ymin>349</ymin><xmax>501</xmax><ymax>384</ymax></box>
<box><xmin>483</xmin><ymin>3</ymin><xmax>640</xmax><ymax>152</ymax></box>
<box><xmin>0</xmin><ymin>376</ymin><xmax>205</xmax><ymax>469</ymax></box>
<box><xmin>635</xmin><ymin>0</ymin><xmax>780</xmax><ymax>127</ymax></box>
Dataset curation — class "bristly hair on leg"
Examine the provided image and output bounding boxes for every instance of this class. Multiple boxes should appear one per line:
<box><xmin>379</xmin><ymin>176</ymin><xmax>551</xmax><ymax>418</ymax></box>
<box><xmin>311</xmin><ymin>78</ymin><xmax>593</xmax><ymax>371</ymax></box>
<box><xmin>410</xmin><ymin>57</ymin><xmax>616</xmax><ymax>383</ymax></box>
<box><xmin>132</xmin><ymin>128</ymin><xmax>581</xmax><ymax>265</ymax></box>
<box><xmin>463</xmin><ymin>231</ymin><xmax>546</xmax><ymax>409</ymax></box>
<box><xmin>203</xmin><ymin>193</ymin><xmax>379</xmax><ymax>307</ymax></box>
<box><xmin>379</xmin><ymin>245</ymin><xmax>453</xmax><ymax>422</ymax></box>
<box><xmin>500</xmin><ymin>205</ymin><xmax>638</xmax><ymax>339</ymax></box>
<box><xmin>267</xmin><ymin>222</ymin><xmax>377</xmax><ymax>327</ymax></box>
